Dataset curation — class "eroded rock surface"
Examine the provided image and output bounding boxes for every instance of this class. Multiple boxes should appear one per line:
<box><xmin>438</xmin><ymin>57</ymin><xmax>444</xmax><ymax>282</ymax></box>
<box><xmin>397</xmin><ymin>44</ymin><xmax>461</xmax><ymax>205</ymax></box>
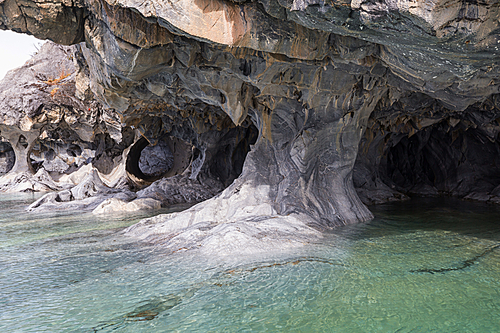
<box><xmin>0</xmin><ymin>40</ymin><xmax>258</xmax><ymax>214</ymax></box>
<box><xmin>93</xmin><ymin>197</ymin><xmax>162</xmax><ymax>214</ymax></box>
<box><xmin>27</xmin><ymin>169</ymin><xmax>136</xmax><ymax>211</ymax></box>
<box><xmin>2</xmin><ymin>0</ymin><xmax>500</xmax><ymax>252</ymax></box>
<box><xmin>138</xmin><ymin>138</ymin><xmax>174</xmax><ymax>178</ymax></box>
<box><xmin>0</xmin><ymin>41</ymin><xmax>126</xmax><ymax>192</ymax></box>
<box><xmin>355</xmin><ymin>94</ymin><xmax>500</xmax><ymax>204</ymax></box>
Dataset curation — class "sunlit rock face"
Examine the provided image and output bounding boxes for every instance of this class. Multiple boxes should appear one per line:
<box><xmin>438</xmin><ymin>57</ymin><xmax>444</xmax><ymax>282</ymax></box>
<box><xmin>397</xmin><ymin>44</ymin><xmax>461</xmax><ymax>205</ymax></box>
<box><xmin>1</xmin><ymin>0</ymin><xmax>500</xmax><ymax>236</ymax></box>
<box><xmin>0</xmin><ymin>41</ymin><xmax>255</xmax><ymax>213</ymax></box>
<box><xmin>0</xmin><ymin>41</ymin><xmax>128</xmax><ymax>192</ymax></box>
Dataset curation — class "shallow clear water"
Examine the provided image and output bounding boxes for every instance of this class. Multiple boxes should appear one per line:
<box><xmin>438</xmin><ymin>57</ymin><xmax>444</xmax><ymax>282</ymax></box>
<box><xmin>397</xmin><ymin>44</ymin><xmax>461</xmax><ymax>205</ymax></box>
<box><xmin>1</xmin><ymin>194</ymin><xmax>500</xmax><ymax>332</ymax></box>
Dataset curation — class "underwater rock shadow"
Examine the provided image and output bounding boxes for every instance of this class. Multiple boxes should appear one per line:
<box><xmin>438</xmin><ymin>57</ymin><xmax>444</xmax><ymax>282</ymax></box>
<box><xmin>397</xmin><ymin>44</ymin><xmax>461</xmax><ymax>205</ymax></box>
<box><xmin>90</xmin><ymin>255</ymin><xmax>345</xmax><ymax>331</ymax></box>
<box><xmin>410</xmin><ymin>243</ymin><xmax>500</xmax><ymax>274</ymax></box>
<box><xmin>91</xmin><ymin>295</ymin><xmax>182</xmax><ymax>332</ymax></box>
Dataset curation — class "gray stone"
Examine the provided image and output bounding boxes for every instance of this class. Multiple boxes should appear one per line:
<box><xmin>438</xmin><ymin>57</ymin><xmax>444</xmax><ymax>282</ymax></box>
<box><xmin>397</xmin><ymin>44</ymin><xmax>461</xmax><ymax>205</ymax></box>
<box><xmin>0</xmin><ymin>0</ymin><xmax>500</xmax><ymax>253</ymax></box>
<box><xmin>138</xmin><ymin>139</ymin><xmax>174</xmax><ymax>178</ymax></box>
<box><xmin>27</xmin><ymin>169</ymin><xmax>136</xmax><ymax>212</ymax></box>
<box><xmin>92</xmin><ymin>197</ymin><xmax>162</xmax><ymax>214</ymax></box>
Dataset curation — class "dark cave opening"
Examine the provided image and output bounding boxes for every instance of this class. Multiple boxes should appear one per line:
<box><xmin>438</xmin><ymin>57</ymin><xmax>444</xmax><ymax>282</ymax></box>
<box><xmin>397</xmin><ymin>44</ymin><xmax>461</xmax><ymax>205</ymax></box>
<box><xmin>66</xmin><ymin>144</ymin><xmax>83</xmax><ymax>157</ymax></box>
<box><xmin>353</xmin><ymin>92</ymin><xmax>500</xmax><ymax>205</ymax></box>
<box><xmin>354</xmin><ymin>108</ymin><xmax>500</xmax><ymax>206</ymax></box>
<box><xmin>0</xmin><ymin>139</ymin><xmax>14</xmax><ymax>174</ymax></box>
<box><xmin>354</xmin><ymin>119</ymin><xmax>500</xmax><ymax>204</ymax></box>
<box><xmin>126</xmin><ymin>135</ymin><xmax>193</xmax><ymax>183</ymax></box>
<box><xmin>207</xmin><ymin>124</ymin><xmax>258</xmax><ymax>187</ymax></box>
<box><xmin>126</xmin><ymin>123</ymin><xmax>259</xmax><ymax>190</ymax></box>
<box><xmin>383</xmin><ymin>124</ymin><xmax>500</xmax><ymax>197</ymax></box>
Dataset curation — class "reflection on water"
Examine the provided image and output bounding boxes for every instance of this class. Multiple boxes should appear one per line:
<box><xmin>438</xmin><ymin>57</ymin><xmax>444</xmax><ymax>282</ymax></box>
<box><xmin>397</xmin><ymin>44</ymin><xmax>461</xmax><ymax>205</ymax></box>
<box><xmin>1</xmin><ymin>194</ymin><xmax>499</xmax><ymax>332</ymax></box>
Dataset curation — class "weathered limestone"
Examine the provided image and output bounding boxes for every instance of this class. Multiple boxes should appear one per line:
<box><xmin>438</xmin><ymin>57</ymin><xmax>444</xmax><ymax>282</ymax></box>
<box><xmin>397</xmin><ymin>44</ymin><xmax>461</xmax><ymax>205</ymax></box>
<box><xmin>0</xmin><ymin>126</ymin><xmax>40</xmax><ymax>174</ymax></box>
<box><xmin>73</xmin><ymin>10</ymin><xmax>388</xmax><ymax>226</ymax></box>
<box><xmin>1</xmin><ymin>0</ymin><xmax>500</xmax><ymax>252</ymax></box>
<box><xmin>93</xmin><ymin>197</ymin><xmax>162</xmax><ymax>214</ymax></box>
<box><xmin>27</xmin><ymin>168</ymin><xmax>136</xmax><ymax>211</ymax></box>
<box><xmin>0</xmin><ymin>168</ymin><xmax>62</xmax><ymax>193</ymax></box>
<box><xmin>0</xmin><ymin>42</ymin><xmax>260</xmax><ymax>215</ymax></box>
<box><xmin>0</xmin><ymin>41</ymin><xmax>121</xmax><ymax>192</ymax></box>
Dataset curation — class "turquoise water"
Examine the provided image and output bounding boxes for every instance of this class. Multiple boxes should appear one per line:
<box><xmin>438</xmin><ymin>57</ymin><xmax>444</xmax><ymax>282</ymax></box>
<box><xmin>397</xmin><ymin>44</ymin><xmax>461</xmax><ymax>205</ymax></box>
<box><xmin>1</xmin><ymin>194</ymin><xmax>500</xmax><ymax>332</ymax></box>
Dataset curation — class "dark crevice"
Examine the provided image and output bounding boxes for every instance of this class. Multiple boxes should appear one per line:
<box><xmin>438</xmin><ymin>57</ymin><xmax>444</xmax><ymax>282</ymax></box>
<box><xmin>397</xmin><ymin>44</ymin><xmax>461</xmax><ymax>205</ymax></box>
<box><xmin>208</xmin><ymin>124</ymin><xmax>258</xmax><ymax>187</ymax></box>
<box><xmin>0</xmin><ymin>139</ymin><xmax>15</xmax><ymax>173</ymax></box>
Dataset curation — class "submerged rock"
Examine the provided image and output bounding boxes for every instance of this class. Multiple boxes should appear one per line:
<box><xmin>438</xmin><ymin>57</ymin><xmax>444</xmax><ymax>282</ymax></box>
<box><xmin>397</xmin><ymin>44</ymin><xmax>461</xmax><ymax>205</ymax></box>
<box><xmin>91</xmin><ymin>295</ymin><xmax>182</xmax><ymax>331</ymax></box>
<box><xmin>93</xmin><ymin>197</ymin><xmax>161</xmax><ymax>214</ymax></box>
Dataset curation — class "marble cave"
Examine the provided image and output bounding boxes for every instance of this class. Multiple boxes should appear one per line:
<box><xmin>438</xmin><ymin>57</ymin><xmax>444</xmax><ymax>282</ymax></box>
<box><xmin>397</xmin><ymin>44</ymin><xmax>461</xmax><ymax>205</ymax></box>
<box><xmin>1</xmin><ymin>0</ymin><xmax>500</xmax><ymax>250</ymax></box>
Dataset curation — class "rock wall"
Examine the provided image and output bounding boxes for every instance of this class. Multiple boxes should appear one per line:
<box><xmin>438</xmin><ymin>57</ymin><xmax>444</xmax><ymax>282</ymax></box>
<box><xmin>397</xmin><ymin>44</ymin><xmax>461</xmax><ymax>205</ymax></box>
<box><xmin>0</xmin><ymin>40</ymin><xmax>258</xmax><ymax>215</ymax></box>
<box><xmin>2</xmin><ymin>0</ymin><xmax>500</xmax><ymax>238</ymax></box>
<box><xmin>0</xmin><ymin>41</ymin><xmax>124</xmax><ymax>192</ymax></box>
<box><xmin>355</xmin><ymin>93</ymin><xmax>500</xmax><ymax>205</ymax></box>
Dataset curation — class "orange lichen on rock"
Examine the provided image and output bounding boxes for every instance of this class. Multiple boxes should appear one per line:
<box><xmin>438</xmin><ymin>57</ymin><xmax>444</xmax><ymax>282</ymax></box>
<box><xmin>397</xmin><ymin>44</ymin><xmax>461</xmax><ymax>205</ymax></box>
<box><xmin>43</xmin><ymin>70</ymin><xmax>71</xmax><ymax>86</ymax></box>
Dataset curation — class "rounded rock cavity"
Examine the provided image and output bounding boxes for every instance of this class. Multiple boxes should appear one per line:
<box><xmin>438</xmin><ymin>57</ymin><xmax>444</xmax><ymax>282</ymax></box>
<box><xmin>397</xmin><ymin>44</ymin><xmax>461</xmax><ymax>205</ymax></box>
<box><xmin>139</xmin><ymin>139</ymin><xmax>174</xmax><ymax>178</ymax></box>
<box><xmin>0</xmin><ymin>139</ymin><xmax>15</xmax><ymax>174</ymax></box>
<box><xmin>126</xmin><ymin>135</ymin><xmax>193</xmax><ymax>185</ymax></box>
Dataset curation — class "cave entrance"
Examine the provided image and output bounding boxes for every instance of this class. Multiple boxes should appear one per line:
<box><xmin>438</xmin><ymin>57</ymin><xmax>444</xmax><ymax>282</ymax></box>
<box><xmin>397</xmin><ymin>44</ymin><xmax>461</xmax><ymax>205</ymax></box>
<box><xmin>126</xmin><ymin>135</ymin><xmax>193</xmax><ymax>184</ymax></box>
<box><xmin>0</xmin><ymin>138</ymin><xmax>15</xmax><ymax>174</ymax></box>
<box><xmin>206</xmin><ymin>124</ymin><xmax>259</xmax><ymax>187</ymax></box>
<box><xmin>126</xmin><ymin>122</ymin><xmax>259</xmax><ymax>193</ymax></box>
<box><xmin>382</xmin><ymin>124</ymin><xmax>500</xmax><ymax>197</ymax></box>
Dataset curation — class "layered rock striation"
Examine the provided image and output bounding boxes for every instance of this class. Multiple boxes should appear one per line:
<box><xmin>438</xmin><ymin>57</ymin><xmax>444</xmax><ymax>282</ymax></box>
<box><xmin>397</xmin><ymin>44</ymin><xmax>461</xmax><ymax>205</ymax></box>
<box><xmin>1</xmin><ymin>0</ymin><xmax>500</xmax><ymax>251</ymax></box>
<box><xmin>0</xmin><ymin>40</ymin><xmax>258</xmax><ymax>215</ymax></box>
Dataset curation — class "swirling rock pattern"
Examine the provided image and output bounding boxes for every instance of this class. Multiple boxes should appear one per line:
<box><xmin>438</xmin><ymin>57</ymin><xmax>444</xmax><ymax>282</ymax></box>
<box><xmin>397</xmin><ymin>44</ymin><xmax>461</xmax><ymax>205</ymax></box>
<box><xmin>1</xmin><ymin>0</ymin><xmax>500</xmax><ymax>237</ymax></box>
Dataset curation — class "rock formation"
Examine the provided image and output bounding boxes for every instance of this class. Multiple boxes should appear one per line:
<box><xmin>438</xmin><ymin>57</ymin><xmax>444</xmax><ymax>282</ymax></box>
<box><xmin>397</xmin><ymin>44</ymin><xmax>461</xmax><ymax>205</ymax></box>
<box><xmin>2</xmin><ymin>0</ymin><xmax>500</xmax><ymax>250</ymax></box>
<box><xmin>0</xmin><ymin>40</ymin><xmax>257</xmax><ymax>215</ymax></box>
<box><xmin>354</xmin><ymin>94</ymin><xmax>500</xmax><ymax>205</ymax></box>
<box><xmin>0</xmin><ymin>41</ymin><xmax>118</xmax><ymax>192</ymax></box>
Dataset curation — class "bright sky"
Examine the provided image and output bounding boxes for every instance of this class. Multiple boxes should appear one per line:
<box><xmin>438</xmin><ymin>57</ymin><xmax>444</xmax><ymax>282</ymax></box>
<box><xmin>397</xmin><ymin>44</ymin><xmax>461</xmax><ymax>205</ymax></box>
<box><xmin>0</xmin><ymin>30</ymin><xmax>43</xmax><ymax>80</ymax></box>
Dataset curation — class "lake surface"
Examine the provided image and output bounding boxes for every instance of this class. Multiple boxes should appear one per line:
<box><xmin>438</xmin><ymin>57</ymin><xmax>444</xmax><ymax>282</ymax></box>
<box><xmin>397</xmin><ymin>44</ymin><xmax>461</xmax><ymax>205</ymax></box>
<box><xmin>1</xmin><ymin>194</ymin><xmax>499</xmax><ymax>332</ymax></box>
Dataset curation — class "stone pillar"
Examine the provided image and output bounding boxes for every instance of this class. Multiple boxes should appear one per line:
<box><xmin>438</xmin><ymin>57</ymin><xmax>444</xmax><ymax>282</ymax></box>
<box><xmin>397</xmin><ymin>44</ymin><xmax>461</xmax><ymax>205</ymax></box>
<box><xmin>126</xmin><ymin>87</ymin><xmax>384</xmax><ymax>241</ymax></box>
<box><xmin>234</xmin><ymin>90</ymin><xmax>381</xmax><ymax>228</ymax></box>
<box><xmin>0</xmin><ymin>125</ymin><xmax>40</xmax><ymax>174</ymax></box>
